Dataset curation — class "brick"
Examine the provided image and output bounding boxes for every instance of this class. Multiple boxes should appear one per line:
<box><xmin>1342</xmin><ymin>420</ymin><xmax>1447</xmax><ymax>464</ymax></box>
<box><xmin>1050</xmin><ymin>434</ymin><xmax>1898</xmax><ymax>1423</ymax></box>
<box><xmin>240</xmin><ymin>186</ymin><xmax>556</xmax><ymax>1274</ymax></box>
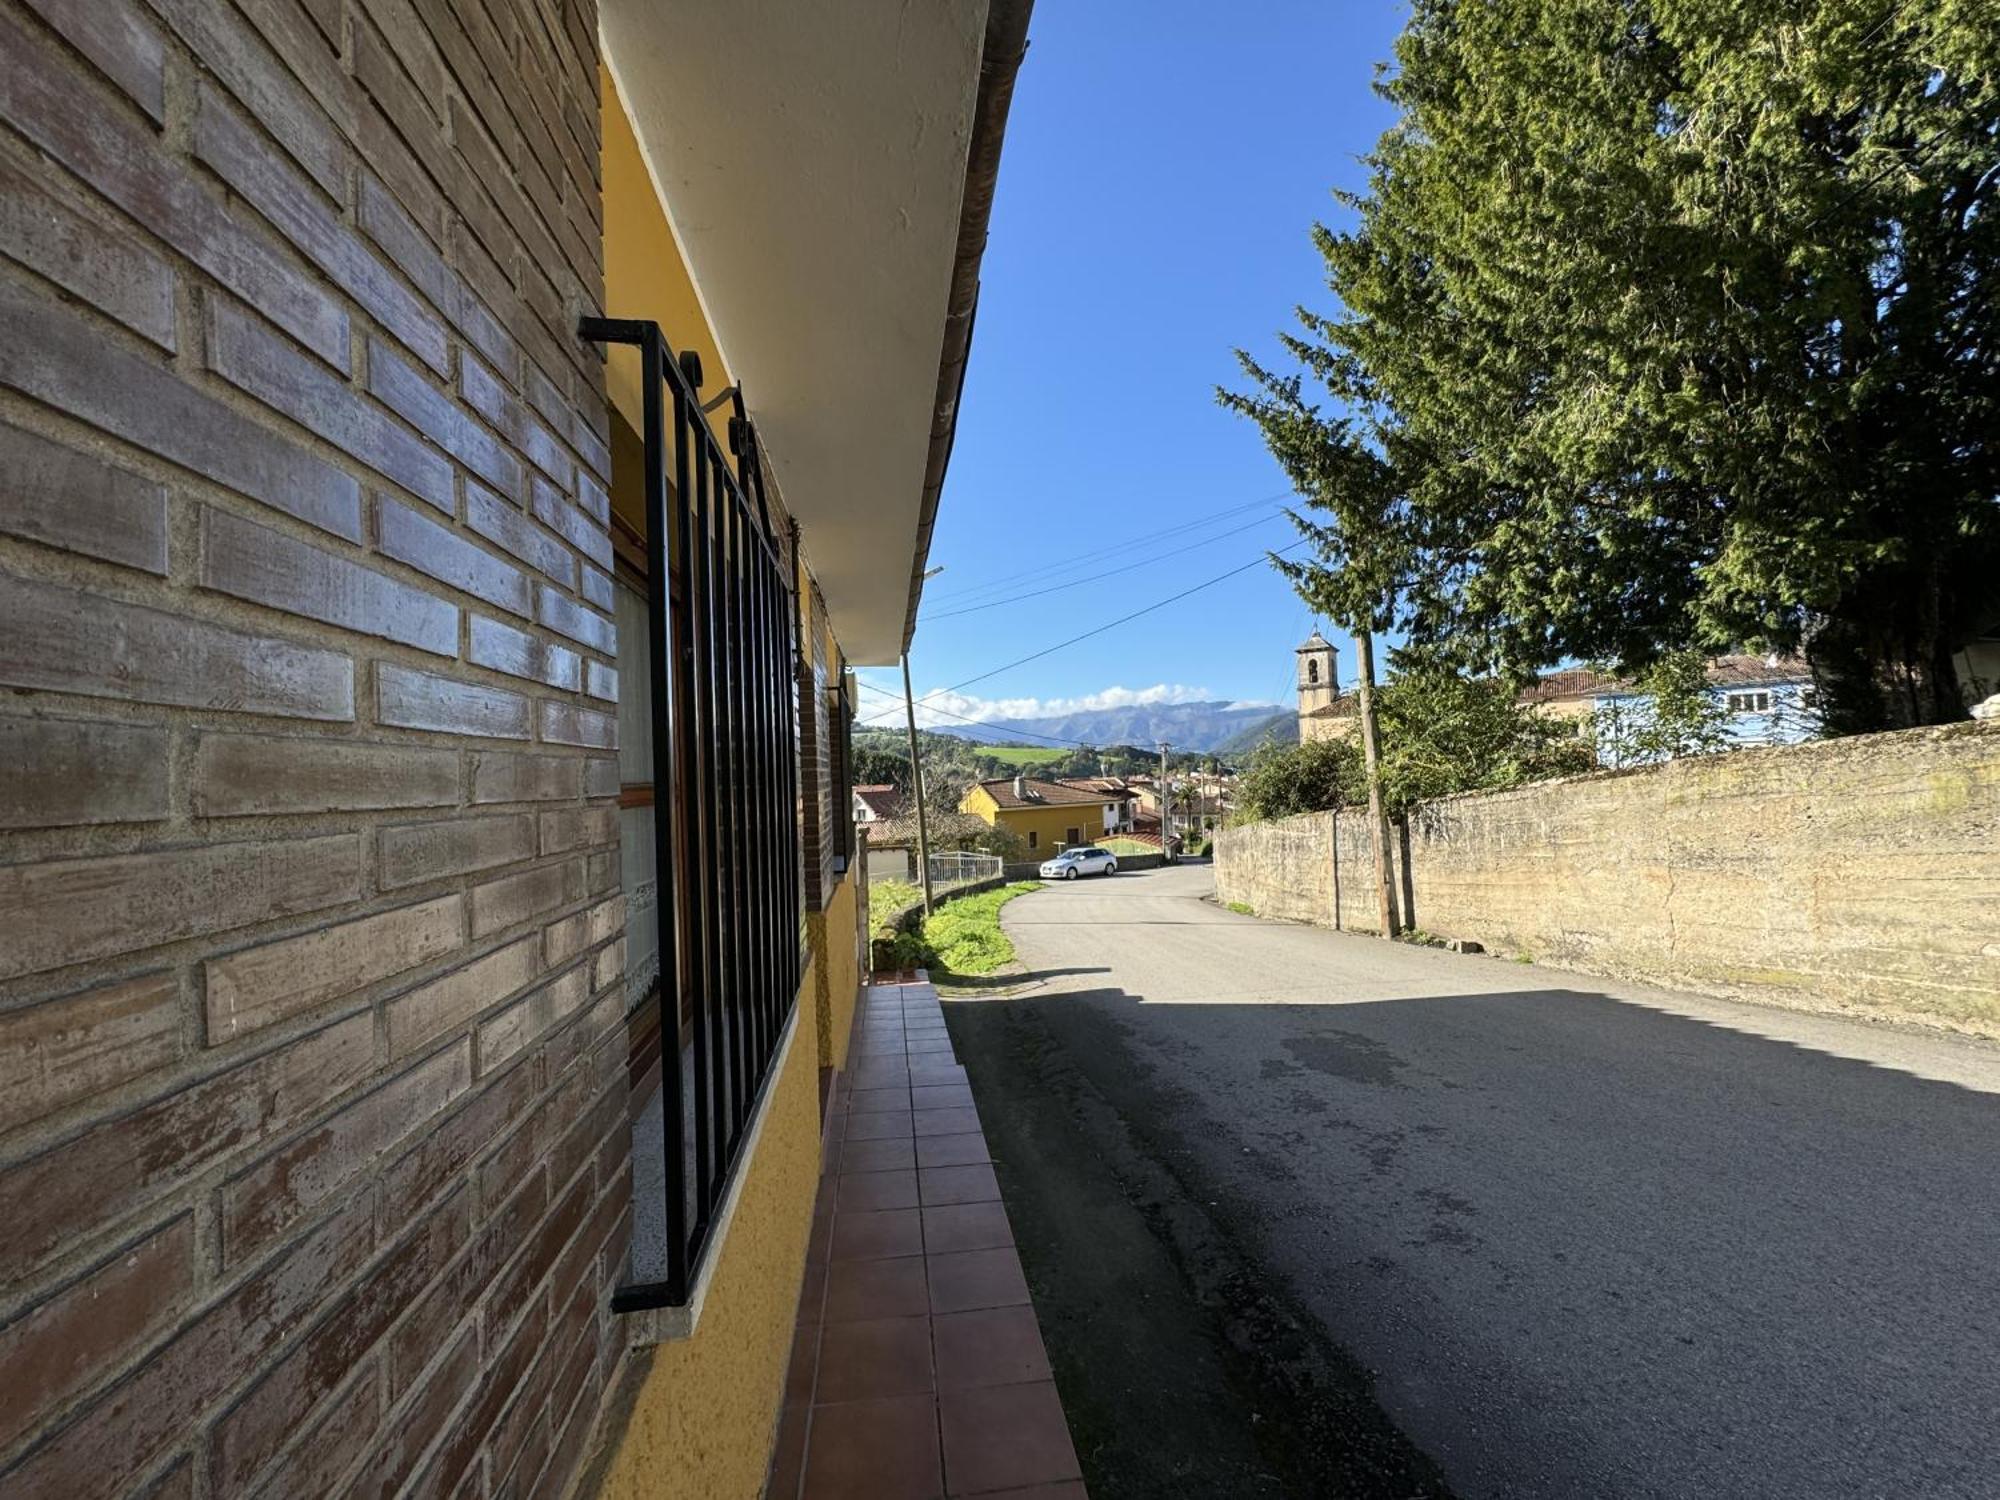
<box><xmin>530</xmin><ymin>483</ymin><xmax>612</xmax><ymax>570</ymax></box>
<box><xmin>475</xmin><ymin>1067</ymin><xmax>590</xmax><ymax>1210</ymax></box>
<box><xmin>148</xmin><ymin>0</ymin><xmax>348</xmax><ymax>199</ymax></box>
<box><xmin>206</xmin><ymin>296</ymin><xmax>454</xmax><ymax>514</ymax></box>
<box><xmin>192</xmin><ymin>731</ymin><xmax>458</xmax><ymax>816</ymax></box>
<box><xmin>378</xmin><ymin>1056</ymin><xmax>540</xmax><ymax>1231</ymax></box>
<box><xmin>0</xmin><ymin>153</ymin><xmax>173</xmax><ymax>350</ymax></box>
<box><xmin>404</xmin><ymin>1274</ymin><xmax>549</xmax><ymax>1498</ymax></box>
<box><xmin>579</xmin><ymin>564</ymin><xmax>612</xmax><ymax>611</ymax></box>
<box><xmin>463</xmin><ymin>354</ymin><xmax>568</xmax><ymax>487</ymax></box>
<box><xmin>350</xmin><ymin>12</ymin><xmax>451</xmax><ymax>193</ymax></box>
<box><xmin>585</xmin><ymin>848</ymin><xmax>618</xmax><ymax>895</ymax></box>
<box><xmin>575</xmin><ymin>472</ymin><xmax>609</xmax><ymax>527</ymax></box>
<box><xmin>469</xmin><ymin>614</ymin><xmax>581</xmax><ymax>691</ymax></box>
<box><xmin>204</xmin><ymin>893</ymin><xmax>463</xmax><ymax>1043</ymax></box>
<box><xmin>347</xmin><ymin>1326</ymin><xmax>477</xmax><ymax>1498</ymax></box>
<box><xmin>583</xmin><ymin>758</ymin><xmax>619</xmax><ymax>798</ymax></box>
<box><xmin>584</xmin><ymin>658</ymin><xmax>618</xmax><ymax>702</ymax></box>
<box><xmin>0</xmin><ymin>419</ymin><xmax>167</xmax><ymax>573</ymax></box>
<box><xmin>466</xmin><ymin>479</ymin><xmax>575</xmax><ymax>588</ymax></box>
<box><xmin>0</xmin><ymin>279</ymin><xmax>358</xmax><ymax>541</ymax></box>
<box><xmin>469</xmin><ymin>862</ymin><xmax>578</xmax><ymax>937</ymax></box>
<box><xmin>0</xmin><ymin>572</ymin><xmax>358</xmax><ymax>720</ymax></box>
<box><xmin>219</xmin><ymin>1041</ymin><xmax>471</xmax><ymax>1265</ymax></box>
<box><xmin>486</xmin><ymin>1166</ymin><xmax>592</xmax><ymax>1327</ymax></box>
<box><xmin>538</xmin><ymin>806</ymin><xmax>616</xmax><ymax>856</ymax></box>
<box><xmin>541</xmin><ymin>895</ymin><xmax>621</xmax><ymax>967</ymax></box>
<box><xmin>534</xmin><ymin>585</ymin><xmax>613</xmax><ymax>654</ymax></box>
<box><xmin>0</xmin><ymin>972</ymin><xmax>179</xmax><ymax>1135</ymax></box>
<box><xmin>0</xmin><ymin>1216</ymin><xmax>193</xmax><ymax>1457</ymax></box>
<box><xmin>592</xmin><ymin>937</ymin><xmax>625</xmax><ymax>995</ymax></box>
<box><xmin>368</xmin><ymin>340</ymin><xmax>522</xmax><ymax>498</ymax></box>
<box><xmin>2</xmin><ymin>1196</ymin><xmax>375</xmax><ymax>1500</ymax></box>
<box><xmin>245</xmin><ymin>1361</ymin><xmax>379</xmax><ymax>1500</ymax></box>
<box><xmin>378</xmin><ymin>664</ymin><xmax>531</xmax><ymax>740</ymax></box>
<box><xmin>385</xmin><ymin>935</ymin><xmax>540</xmax><ymax>1060</ymax></box>
<box><xmin>0</xmin><ymin>831</ymin><xmax>361</xmax><ymax>982</ymax></box>
<box><xmin>539</xmin><ymin>700</ymin><xmax>616</xmax><ymax>749</ymax></box>
<box><xmin>0</xmin><ymin>1013</ymin><xmax>373</xmax><ymax>1283</ymax></box>
<box><xmin>476</xmin><ymin>962</ymin><xmax>588</xmax><ymax>1074</ymax></box>
<box><xmin>471</xmin><ymin>751</ymin><xmax>583</xmax><ymax>804</ymax></box>
<box><xmin>201</xmin><ymin>506</ymin><xmax>458</xmax><ymax>656</ymax></box>
<box><xmin>379</xmin><ymin>498</ymin><xmax>531</xmax><ymax>618</ymax></box>
<box><xmin>0</xmin><ymin>716</ymin><xmax>169</xmax><ymax>829</ymax></box>
<box><xmin>0</xmin><ymin>8</ymin><xmax>347</xmax><ymax>367</ymax></box>
<box><xmin>193</xmin><ymin>84</ymin><xmax>449</xmax><ymax>375</ymax></box>
<box><xmin>379</xmin><ymin>813</ymin><xmax>535</xmax><ymax>888</ymax></box>
<box><xmin>20</xmin><ymin>0</ymin><xmax>165</xmax><ymax>120</ymax></box>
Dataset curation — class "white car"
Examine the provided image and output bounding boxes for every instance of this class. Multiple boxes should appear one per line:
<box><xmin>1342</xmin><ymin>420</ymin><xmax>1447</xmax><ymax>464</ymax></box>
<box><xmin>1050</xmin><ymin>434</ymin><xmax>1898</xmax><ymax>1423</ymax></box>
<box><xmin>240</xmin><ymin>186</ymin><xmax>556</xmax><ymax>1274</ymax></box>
<box><xmin>1039</xmin><ymin>846</ymin><xmax>1117</xmax><ymax>880</ymax></box>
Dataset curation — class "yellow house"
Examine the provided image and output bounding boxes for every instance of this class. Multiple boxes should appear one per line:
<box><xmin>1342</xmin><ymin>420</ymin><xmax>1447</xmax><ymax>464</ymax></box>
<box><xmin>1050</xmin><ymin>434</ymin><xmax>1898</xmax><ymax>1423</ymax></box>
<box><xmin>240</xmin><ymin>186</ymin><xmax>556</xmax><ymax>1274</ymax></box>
<box><xmin>962</xmin><ymin>776</ymin><xmax>1125</xmax><ymax>853</ymax></box>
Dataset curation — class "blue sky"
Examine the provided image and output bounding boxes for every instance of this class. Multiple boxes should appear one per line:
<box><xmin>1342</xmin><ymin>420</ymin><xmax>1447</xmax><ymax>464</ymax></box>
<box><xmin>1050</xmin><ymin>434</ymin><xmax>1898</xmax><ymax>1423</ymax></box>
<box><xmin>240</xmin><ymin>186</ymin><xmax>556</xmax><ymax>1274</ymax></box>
<box><xmin>857</xmin><ymin>1</ymin><xmax>1406</xmax><ymax>731</ymax></box>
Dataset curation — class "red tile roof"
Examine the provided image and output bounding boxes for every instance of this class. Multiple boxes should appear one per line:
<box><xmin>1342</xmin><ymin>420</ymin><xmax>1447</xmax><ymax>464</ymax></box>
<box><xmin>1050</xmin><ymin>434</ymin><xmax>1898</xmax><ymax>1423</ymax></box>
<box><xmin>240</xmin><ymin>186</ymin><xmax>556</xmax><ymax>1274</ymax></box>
<box><xmin>976</xmin><ymin>777</ymin><xmax>1117</xmax><ymax>810</ymax></box>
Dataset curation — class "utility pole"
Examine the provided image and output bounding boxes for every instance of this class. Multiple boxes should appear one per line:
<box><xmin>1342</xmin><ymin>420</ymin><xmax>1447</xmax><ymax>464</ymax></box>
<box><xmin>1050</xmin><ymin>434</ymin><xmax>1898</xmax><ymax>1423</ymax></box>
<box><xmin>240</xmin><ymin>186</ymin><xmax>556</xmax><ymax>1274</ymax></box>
<box><xmin>902</xmin><ymin>652</ymin><xmax>934</xmax><ymax>917</ymax></box>
<box><xmin>1352</xmin><ymin>628</ymin><xmax>1398</xmax><ymax>938</ymax></box>
<box><xmin>1157</xmin><ymin>741</ymin><xmax>1172</xmax><ymax>862</ymax></box>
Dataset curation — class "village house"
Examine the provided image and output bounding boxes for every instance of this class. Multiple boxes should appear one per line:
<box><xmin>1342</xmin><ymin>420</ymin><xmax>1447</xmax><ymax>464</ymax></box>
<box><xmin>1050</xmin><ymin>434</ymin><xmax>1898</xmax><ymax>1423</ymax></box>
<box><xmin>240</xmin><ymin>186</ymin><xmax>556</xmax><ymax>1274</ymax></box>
<box><xmin>852</xmin><ymin>783</ymin><xmax>904</xmax><ymax>825</ymax></box>
<box><xmin>0</xmin><ymin>3</ymin><xmax>1038</xmax><ymax>1497</ymax></box>
<box><xmin>962</xmin><ymin>774</ymin><xmax>1126</xmax><ymax>853</ymax></box>
<box><xmin>1297</xmin><ymin>631</ymin><xmax>1826</xmax><ymax>759</ymax></box>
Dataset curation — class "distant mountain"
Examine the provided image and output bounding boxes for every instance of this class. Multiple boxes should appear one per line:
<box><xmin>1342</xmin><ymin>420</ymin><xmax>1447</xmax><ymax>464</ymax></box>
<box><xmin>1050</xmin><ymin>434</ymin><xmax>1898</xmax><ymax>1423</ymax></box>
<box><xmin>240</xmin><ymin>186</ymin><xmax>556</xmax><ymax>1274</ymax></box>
<box><xmin>1214</xmin><ymin>708</ymin><xmax>1297</xmax><ymax>756</ymax></box>
<box><xmin>927</xmin><ymin>699</ymin><xmax>1287</xmax><ymax>755</ymax></box>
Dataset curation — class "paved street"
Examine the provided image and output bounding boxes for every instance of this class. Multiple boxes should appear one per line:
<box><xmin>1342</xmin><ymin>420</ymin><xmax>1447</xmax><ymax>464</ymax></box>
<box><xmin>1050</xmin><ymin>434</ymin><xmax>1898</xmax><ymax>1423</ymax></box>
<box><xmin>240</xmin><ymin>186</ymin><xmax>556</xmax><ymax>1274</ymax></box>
<box><xmin>946</xmin><ymin>864</ymin><xmax>2000</xmax><ymax>1500</ymax></box>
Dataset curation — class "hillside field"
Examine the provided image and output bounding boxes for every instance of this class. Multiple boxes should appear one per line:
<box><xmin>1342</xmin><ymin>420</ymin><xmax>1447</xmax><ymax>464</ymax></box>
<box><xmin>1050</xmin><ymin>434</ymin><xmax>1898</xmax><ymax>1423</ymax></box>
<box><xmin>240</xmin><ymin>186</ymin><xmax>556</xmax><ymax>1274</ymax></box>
<box><xmin>975</xmin><ymin>744</ymin><xmax>1067</xmax><ymax>769</ymax></box>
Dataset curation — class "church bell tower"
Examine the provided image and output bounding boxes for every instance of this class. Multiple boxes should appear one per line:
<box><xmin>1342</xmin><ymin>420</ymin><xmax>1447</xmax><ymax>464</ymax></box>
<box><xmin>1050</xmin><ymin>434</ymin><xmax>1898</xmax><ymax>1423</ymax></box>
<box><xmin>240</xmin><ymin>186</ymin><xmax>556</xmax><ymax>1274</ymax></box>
<box><xmin>1296</xmin><ymin>630</ymin><xmax>1338</xmax><ymax>734</ymax></box>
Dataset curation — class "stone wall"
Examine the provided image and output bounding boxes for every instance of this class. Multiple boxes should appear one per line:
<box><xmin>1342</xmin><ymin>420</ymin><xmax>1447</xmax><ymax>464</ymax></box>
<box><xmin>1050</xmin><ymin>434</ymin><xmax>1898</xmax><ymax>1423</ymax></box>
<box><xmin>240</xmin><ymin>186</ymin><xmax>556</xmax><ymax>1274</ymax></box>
<box><xmin>1216</xmin><ymin>722</ymin><xmax>2000</xmax><ymax>1033</ymax></box>
<box><xmin>0</xmin><ymin>1</ymin><xmax>626</xmax><ymax>1493</ymax></box>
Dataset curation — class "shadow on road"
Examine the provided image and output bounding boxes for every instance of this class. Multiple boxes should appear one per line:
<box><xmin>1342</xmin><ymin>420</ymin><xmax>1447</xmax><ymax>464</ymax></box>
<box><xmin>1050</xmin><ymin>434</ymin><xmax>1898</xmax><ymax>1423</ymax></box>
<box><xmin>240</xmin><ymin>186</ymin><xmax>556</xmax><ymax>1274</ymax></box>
<box><xmin>947</xmin><ymin>977</ymin><xmax>2000</xmax><ymax>1500</ymax></box>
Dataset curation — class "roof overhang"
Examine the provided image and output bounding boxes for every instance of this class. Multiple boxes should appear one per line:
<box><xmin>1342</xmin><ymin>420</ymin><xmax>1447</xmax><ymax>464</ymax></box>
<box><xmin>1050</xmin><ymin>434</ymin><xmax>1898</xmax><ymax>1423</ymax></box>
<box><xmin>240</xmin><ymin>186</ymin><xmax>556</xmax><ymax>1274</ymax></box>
<box><xmin>600</xmin><ymin>0</ymin><xmax>1030</xmax><ymax>665</ymax></box>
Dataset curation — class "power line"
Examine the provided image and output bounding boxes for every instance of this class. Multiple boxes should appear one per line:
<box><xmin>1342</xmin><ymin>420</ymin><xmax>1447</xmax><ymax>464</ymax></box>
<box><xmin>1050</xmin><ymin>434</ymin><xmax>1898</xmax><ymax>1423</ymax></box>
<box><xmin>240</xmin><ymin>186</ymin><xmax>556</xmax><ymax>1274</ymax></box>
<box><xmin>923</xmin><ymin>511</ymin><xmax>1291</xmax><ymax>620</ymax></box>
<box><xmin>861</xmin><ymin>538</ymin><xmax>1310</xmax><ymax>727</ymax></box>
<box><xmin>922</xmin><ymin>493</ymin><xmax>1291</xmax><ymax>605</ymax></box>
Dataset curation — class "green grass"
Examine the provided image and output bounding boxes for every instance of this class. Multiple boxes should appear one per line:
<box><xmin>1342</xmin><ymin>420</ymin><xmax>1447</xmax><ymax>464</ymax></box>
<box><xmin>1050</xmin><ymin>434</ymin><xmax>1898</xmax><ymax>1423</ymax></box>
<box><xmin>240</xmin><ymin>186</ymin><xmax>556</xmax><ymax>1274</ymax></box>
<box><xmin>869</xmin><ymin>878</ymin><xmax>922</xmax><ymax>936</ymax></box>
<box><xmin>1102</xmin><ymin>837</ymin><xmax>1158</xmax><ymax>855</ymax></box>
<box><xmin>1224</xmin><ymin>900</ymin><xmax>1255</xmax><ymax>916</ymax></box>
<box><xmin>976</xmin><ymin>744</ymin><xmax>1068</xmax><ymax>769</ymax></box>
<box><xmin>920</xmin><ymin>881</ymin><xmax>1042</xmax><ymax>980</ymax></box>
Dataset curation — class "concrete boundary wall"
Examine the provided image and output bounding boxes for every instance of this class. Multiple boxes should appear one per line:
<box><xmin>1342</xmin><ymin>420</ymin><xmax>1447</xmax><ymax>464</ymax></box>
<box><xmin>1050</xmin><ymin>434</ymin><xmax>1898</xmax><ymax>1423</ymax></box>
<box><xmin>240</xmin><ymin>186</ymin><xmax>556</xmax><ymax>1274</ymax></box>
<box><xmin>1215</xmin><ymin>722</ymin><xmax>2000</xmax><ymax>1033</ymax></box>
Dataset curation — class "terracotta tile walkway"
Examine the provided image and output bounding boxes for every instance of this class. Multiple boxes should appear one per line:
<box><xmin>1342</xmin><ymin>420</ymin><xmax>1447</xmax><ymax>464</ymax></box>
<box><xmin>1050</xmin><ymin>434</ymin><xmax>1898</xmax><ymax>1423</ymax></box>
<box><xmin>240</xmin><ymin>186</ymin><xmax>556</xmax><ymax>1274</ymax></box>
<box><xmin>768</xmin><ymin>977</ymin><xmax>1088</xmax><ymax>1500</ymax></box>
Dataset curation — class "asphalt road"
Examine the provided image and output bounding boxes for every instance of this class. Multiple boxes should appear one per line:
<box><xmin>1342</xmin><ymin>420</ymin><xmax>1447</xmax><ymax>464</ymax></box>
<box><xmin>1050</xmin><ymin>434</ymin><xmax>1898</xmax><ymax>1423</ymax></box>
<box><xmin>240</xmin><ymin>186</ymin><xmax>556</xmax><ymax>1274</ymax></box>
<box><xmin>953</xmin><ymin>863</ymin><xmax>2000</xmax><ymax>1500</ymax></box>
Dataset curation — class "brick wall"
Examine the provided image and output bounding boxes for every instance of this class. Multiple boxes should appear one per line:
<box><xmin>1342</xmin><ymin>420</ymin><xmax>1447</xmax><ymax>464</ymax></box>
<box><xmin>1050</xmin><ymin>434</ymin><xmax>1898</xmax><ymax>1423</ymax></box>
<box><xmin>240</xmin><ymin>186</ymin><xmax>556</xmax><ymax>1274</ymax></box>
<box><xmin>0</xmin><ymin>0</ymin><xmax>633</xmax><ymax>1494</ymax></box>
<box><xmin>1215</xmin><ymin>723</ymin><xmax>2000</xmax><ymax>1033</ymax></box>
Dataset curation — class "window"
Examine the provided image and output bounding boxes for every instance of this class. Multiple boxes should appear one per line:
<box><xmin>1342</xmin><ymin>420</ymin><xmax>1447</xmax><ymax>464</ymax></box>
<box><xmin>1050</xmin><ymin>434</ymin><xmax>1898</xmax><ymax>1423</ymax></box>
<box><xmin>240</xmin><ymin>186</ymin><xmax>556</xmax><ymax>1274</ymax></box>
<box><xmin>1028</xmin><ymin>830</ymin><xmax>1038</xmax><ymax>850</ymax></box>
<box><xmin>583</xmin><ymin>316</ymin><xmax>802</xmax><ymax>1313</ymax></box>
<box><xmin>1065</xmin><ymin>825</ymin><xmax>1081</xmax><ymax>845</ymax></box>
<box><xmin>1726</xmin><ymin>691</ymin><xmax>1772</xmax><ymax>714</ymax></box>
<box><xmin>1307</xmin><ymin>659</ymin><xmax>1320</xmax><ymax>683</ymax></box>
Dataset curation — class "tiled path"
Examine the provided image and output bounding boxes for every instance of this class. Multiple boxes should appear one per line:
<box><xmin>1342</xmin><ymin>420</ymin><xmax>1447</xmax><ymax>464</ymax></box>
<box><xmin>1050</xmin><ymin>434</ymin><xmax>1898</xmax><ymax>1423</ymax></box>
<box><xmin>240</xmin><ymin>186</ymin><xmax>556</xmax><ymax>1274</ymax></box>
<box><xmin>768</xmin><ymin>976</ymin><xmax>1088</xmax><ymax>1500</ymax></box>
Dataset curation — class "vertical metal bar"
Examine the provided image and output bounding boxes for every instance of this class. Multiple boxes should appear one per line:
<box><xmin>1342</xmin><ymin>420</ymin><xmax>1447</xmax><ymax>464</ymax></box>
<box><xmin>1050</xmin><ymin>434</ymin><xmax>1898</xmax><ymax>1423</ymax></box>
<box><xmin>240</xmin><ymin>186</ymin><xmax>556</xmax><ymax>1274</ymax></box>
<box><xmin>674</xmin><ymin>367</ymin><xmax>713</xmax><ymax>1251</ymax></box>
<box><xmin>641</xmin><ymin>329</ymin><xmax>688</xmax><ymax>1306</ymax></box>
<box><xmin>732</xmin><ymin>495</ymin><xmax>763</xmax><ymax>1072</ymax></box>
<box><xmin>695</xmin><ymin>444</ymin><xmax>729</xmax><ymax>1176</ymax></box>
<box><xmin>718</xmin><ymin>462</ymin><xmax>748</xmax><ymax>1131</ymax></box>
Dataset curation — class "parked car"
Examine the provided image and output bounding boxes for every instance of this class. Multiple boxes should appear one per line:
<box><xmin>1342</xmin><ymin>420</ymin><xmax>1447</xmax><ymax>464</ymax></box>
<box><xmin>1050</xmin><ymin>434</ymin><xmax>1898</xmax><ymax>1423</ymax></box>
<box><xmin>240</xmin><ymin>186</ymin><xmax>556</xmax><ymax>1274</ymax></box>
<box><xmin>1039</xmin><ymin>846</ymin><xmax>1117</xmax><ymax>880</ymax></box>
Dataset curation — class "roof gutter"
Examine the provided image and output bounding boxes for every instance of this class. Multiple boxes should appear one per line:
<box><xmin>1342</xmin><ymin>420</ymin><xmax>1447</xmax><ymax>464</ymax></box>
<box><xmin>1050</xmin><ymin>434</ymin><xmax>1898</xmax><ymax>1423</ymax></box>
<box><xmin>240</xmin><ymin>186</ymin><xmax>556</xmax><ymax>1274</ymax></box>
<box><xmin>902</xmin><ymin>0</ymin><xmax>1033</xmax><ymax>655</ymax></box>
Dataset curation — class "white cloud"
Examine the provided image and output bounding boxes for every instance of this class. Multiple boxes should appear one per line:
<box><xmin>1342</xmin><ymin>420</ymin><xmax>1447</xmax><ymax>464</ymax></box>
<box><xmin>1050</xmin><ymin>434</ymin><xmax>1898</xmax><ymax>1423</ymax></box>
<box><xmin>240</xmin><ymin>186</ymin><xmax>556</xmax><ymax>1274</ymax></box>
<box><xmin>853</xmin><ymin>679</ymin><xmax>1224</xmax><ymax>731</ymax></box>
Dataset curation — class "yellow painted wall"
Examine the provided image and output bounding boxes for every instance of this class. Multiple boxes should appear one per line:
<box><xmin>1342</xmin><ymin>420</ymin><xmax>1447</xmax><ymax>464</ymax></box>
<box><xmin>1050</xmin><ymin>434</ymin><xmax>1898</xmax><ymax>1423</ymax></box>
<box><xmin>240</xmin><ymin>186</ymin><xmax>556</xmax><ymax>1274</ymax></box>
<box><xmin>600</xmin><ymin>63</ymin><xmax>734</xmax><ymax>438</ymax></box>
<box><xmin>961</xmin><ymin>785</ymin><xmax>1109</xmax><ymax>852</ymax></box>
<box><xmin>817</xmin><ymin>874</ymin><xmax>860</xmax><ymax>1073</ymax></box>
<box><xmin>593</xmin><ymin>961</ymin><xmax>822</xmax><ymax>1500</ymax></box>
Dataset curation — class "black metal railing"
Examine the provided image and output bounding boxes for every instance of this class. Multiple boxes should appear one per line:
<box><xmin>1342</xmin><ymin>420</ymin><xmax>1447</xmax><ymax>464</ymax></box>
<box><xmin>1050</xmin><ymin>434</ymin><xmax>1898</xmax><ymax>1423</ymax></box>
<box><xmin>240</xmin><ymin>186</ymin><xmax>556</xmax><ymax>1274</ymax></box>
<box><xmin>579</xmin><ymin>316</ymin><xmax>803</xmax><ymax>1310</ymax></box>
